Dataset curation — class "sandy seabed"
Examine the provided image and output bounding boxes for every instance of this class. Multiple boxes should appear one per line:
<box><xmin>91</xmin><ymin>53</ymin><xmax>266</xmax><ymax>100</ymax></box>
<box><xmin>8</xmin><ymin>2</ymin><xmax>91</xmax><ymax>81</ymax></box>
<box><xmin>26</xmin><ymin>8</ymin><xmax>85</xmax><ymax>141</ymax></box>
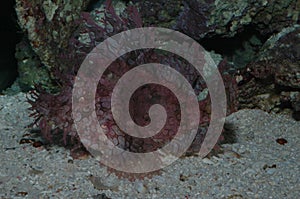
<box><xmin>0</xmin><ymin>93</ymin><xmax>299</xmax><ymax>198</ymax></box>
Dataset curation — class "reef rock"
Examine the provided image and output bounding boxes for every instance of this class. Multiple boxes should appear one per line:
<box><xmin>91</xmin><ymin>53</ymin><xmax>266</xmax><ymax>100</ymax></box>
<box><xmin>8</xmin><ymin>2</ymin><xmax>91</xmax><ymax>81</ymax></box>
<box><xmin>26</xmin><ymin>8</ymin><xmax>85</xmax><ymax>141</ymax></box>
<box><xmin>132</xmin><ymin>0</ymin><xmax>183</xmax><ymax>28</ymax></box>
<box><xmin>175</xmin><ymin>0</ymin><xmax>300</xmax><ymax>40</ymax></box>
<box><xmin>238</xmin><ymin>25</ymin><xmax>300</xmax><ymax>120</ymax></box>
<box><xmin>15</xmin><ymin>0</ymin><xmax>91</xmax><ymax>69</ymax></box>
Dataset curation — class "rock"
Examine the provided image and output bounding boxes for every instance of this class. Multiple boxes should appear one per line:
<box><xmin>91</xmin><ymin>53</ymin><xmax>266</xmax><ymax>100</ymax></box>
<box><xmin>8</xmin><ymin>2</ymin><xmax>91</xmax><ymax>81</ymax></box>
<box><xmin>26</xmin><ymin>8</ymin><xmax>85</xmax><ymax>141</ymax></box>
<box><xmin>15</xmin><ymin>0</ymin><xmax>91</xmax><ymax>69</ymax></box>
<box><xmin>202</xmin><ymin>157</ymin><xmax>215</xmax><ymax>165</ymax></box>
<box><xmin>134</xmin><ymin>181</ymin><xmax>148</xmax><ymax>193</ymax></box>
<box><xmin>132</xmin><ymin>0</ymin><xmax>183</xmax><ymax>28</ymax></box>
<box><xmin>175</xmin><ymin>0</ymin><xmax>300</xmax><ymax>40</ymax></box>
<box><xmin>92</xmin><ymin>193</ymin><xmax>111</xmax><ymax>199</ymax></box>
<box><xmin>14</xmin><ymin>38</ymin><xmax>52</xmax><ymax>92</ymax></box>
<box><xmin>88</xmin><ymin>175</ymin><xmax>119</xmax><ymax>191</ymax></box>
<box><xmin>238</xmin><ymin>25</ymin><xmax>300</xmax><ymax>117</ymax></box>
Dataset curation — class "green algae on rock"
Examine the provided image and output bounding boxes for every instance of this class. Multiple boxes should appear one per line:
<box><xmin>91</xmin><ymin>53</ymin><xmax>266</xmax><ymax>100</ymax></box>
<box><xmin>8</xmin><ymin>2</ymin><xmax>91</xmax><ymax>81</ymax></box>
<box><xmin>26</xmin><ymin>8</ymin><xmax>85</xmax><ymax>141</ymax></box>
<box><xmin>14</xmin><ymin>38</ymin><xmax>54</xmax><ymax>92</ymax></box>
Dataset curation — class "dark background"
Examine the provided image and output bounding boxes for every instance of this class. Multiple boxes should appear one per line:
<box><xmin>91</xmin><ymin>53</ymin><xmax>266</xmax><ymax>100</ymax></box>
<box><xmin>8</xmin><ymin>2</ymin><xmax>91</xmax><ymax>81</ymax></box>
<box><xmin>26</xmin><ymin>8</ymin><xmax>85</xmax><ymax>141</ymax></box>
<box><xmin>0</xmin><ymin>0</ymin><xmax>20</xmax><ymax>92</ymax></box>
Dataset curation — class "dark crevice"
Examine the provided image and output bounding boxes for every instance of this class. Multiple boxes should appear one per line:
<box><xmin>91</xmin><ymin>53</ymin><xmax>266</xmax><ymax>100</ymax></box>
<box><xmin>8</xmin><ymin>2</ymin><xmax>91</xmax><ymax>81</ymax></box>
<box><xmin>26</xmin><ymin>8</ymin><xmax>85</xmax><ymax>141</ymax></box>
<box><xmin>0</xmin><ymin>0</ymin><xmax>22</xmax><ymax>93</ymax></box>
<box><xmin>199</xmin><ymin>25</ymin><xmax>270</xmax><ymax>69</ymax></box>
<box><xmin>85</xmin><ymin>0</ymin><xmax>105</xmax><ymax>12</ymax></box>
<box><xmin>85</xmin><ymin>0</ymin><xmax>130</xmax><ymax>12</ymax></box>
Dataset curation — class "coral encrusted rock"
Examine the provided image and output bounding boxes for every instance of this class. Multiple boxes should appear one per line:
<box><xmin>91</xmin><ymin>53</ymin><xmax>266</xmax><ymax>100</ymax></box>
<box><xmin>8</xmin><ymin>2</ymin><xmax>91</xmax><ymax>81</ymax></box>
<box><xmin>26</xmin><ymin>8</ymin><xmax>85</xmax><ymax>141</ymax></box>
<box><xmin>238</xmin><ymin>25</ymin><xmax>300</xmax><ymax>119</ymax></box>
<box><xmin>15</xmin><ymin>0</ymin><xmax>91</xmax><ymax>69</ymax></box>
<box><xmin>175</xmin><ymin>0</ymin><xmax>300</xmax><ymax>40</ymax></box>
